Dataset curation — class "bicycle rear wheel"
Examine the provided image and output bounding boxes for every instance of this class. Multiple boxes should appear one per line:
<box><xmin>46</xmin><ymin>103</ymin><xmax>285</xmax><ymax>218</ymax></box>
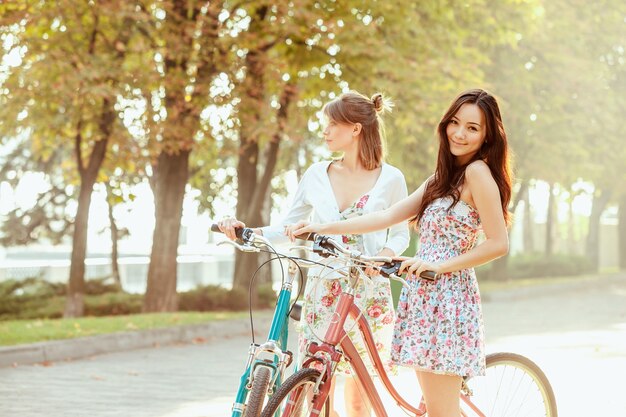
<box><xmin>244</xmin><ymin>366</ymin><xmax>272</xmax><ymax>417</ymax></box>
<box><xmin>464</xmin><ymin>352</ymin><xmax>558</xmax><ymax>417</ymax></box>
<box><xmin>260</xmin><ymin>368</ymin><xmax>328</xmax><ymax>417</ymax></box>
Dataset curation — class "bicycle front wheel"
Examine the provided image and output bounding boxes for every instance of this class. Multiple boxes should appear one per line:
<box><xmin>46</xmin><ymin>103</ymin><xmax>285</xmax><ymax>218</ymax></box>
<box><xmin>464</xmin><ymin>352</ymin><xmax>558</xmax><ymax>417</ymax></box>
<box><xmin>244</xmin><ymin>366</ymin><xmax>272</xmax><ymax>417</ymax></box>
<box><xmin>260</xmin><ymin>368</ymin><xmax>328</xmax><ymax>417</ymax></box>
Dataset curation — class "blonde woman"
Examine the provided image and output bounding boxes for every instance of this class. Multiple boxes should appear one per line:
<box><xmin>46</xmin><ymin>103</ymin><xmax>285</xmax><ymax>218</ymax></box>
<box><xmin>219</xmin><ymin>91</ymin><xmax>409</xmax><ymax>417</ymax></box>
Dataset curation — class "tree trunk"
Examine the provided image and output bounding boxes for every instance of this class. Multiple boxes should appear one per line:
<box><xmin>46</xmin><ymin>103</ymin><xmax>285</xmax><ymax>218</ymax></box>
<box><xmin>545</xmin><ymin>182</ymin><xmax>555</xmax><ymax>257</ymax></box>
<box><xmin>619</xmin><ymin>194</ymin><xmax>626</xmax><ymax>270</ymax></box>
<box><xmin>106</xmin><ymin>185</ymin><xmax>122</xmax><ymax>288</ymax></box>
<box><xmin>64</xmin><ymin>108</ymin><xmax>111</xmax><ymax>317</ymax></box>
<box><xmin>64</xmin><ymin>181</ymin><xmax>93</xmax><ymax>317</ymax></box>
<box><xmin>232</xmin><ymin>44</ymin><xmax>296</xmax><ymax>303</ymax></box>
<box><xmin>143</xmin><ymin>149</ymin><xmax>190</xmax><ymax>312</ymax></box>
<box><xmin>230</xmin><ymin>6</ymin><xmax>274</xmax><ymax>305</ymax></box>
<box><xmin>586</xmin><ymin>188</ymin><xmax>611</xmax><ymax>272</ymax></box>
<box><xmin>523</xmin><ymin>184</ymin><xmax>534</xmax><ymax>253</ymax></box>
<box><xmin>64</xmin><ymin>154</ymin><xmax>108</xmax><ymax>317</ymax></box>
<box><xmin>488</xmin><ymin>180</ymin><xmax>527</xmax><ymax>281</ymax></box>
<box><xmin>567</xmin><ymin>188</ymin><xmax>577</xmax><ymax>255</ymax></box>
<box><xmin>233</xmin><ymin>137</ymin><xmax>262</xmax><ymax>291</ymax></box>
<box><xmin>64</xmin><ymin>15</ymin><xmax>131</xmax><ymax>316</ymax></box>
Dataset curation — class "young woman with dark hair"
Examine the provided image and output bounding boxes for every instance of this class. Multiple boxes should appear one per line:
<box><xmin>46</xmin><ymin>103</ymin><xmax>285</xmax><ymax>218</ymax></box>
<box><xmin>218</xmin><ymin>91</ymin><xmax>410</xmax><ymax>417</ymax></box>
<box><xmin>290</xmin><ymin>88</ymin><xmax>513</xmax><ymax>417</ymax></box>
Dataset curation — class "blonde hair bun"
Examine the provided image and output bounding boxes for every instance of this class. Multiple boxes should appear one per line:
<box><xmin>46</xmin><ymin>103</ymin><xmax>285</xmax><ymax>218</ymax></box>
<box><xmin>371</xmin><ymin>93</ymin><xmax>393</xmax><ymax>114</ymax></box>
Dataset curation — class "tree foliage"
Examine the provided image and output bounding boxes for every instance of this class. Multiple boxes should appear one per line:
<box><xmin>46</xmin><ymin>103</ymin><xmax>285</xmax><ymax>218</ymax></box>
<box><xmin>1</xmin><ymin>0</ymin><xmax>624</xmax><ymax>308</ymax></box>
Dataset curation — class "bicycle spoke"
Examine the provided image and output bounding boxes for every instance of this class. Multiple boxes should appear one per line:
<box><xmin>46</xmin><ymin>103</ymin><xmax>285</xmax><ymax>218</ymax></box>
<box><xmin>464</xmin><ymin>353</ymin><xmax>557</xmax><ymax>417</ymax></box>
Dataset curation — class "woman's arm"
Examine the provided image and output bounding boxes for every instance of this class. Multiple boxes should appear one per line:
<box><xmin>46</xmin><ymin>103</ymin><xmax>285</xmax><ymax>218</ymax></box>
<box><xmin>291</xmin><ymin>178</ymin><xmax>429</xmax><ymax>238</ymax></box>
<box><xmin>218</xmin><ymin>167</ymin><xmax>314</xmax><ymax>243</ymax></box>
<box><xmin>259</xmin><ymin>169</ymin><xmax>314</xmax><ymax>245</ymax></box>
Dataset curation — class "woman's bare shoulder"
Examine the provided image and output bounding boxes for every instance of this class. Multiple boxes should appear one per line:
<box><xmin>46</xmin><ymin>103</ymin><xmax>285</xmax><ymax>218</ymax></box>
<box><xmin>465</xmin><ymin>160</ymin><xmax>493</xmax><ymax>181</ymax></box>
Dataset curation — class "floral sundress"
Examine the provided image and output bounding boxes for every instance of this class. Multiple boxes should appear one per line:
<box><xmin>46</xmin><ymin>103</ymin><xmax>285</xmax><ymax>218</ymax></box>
<box><xmin>298</xmin><ymin>194</ymin><xmax>396</xmax><ymax>376</ymax></box>
<box><xmin>391</xmin><ymin>196</ymin><xmax>486</xmax><ymax>377</ymax></box>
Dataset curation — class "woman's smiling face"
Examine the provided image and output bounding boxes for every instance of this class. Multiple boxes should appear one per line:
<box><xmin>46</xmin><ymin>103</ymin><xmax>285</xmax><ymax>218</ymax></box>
<box><xmin>446</xmin><ymin>103</ymin><xmax>487</xmax><ymax>165</ymax></box>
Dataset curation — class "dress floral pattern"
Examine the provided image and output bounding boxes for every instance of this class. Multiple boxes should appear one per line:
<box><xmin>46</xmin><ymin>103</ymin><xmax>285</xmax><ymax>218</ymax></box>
<box><xmin>391</xmin><ymin>196</ymin><xmax>485</xmax><ymax>377</ymax></box>
<box><xmin>298</xmin><ymin>194</ymin><xmax>396</xmax><ymax>375</ymax></box>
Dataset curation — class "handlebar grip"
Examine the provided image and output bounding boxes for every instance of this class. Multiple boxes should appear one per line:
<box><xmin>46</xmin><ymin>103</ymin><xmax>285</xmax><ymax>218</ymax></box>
<box><xmin>379</xmin><ymin>262</ymin><xmax>437</xmax><ymax>281</ymax></box>
<box><xmin>211</xmin><ymin>223</ymin><xmax>244</xmax><ymax>239</ymax></box>
<box><xmin>419</xmin><ymin>270</ymin><xmax>437</xmax><ymax>281</ymax></box>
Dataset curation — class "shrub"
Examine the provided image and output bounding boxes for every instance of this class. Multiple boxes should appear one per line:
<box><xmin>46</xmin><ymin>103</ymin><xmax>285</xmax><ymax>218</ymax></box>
<box><xmin>84</xmin><ymin>292</ymin><xmax>143</xmax><ymax>316</ymax></box>
<box><xmin>257</xmin><ymin>284</ymin><xmax>277</xmax><ymax>308</ymax></box>
<box><xmin>0</xmin><ymin>278</ymin><xmax>67</xmax><ymax>320</ymax></box>
<box><xmin>0</xmin><ymin>277</ymin><xmax>135</xmax><ymax>320</ymax></box>
<box><xmin>478</xmin><ymin>253</ymin><xmax>594</xmax><ymax>281</ymax></box>
<box><xmin>178</xmin><ymin>284</ymin><xmax>276</xmax><ymax>312</ymax></box>
<box><xmin>0</xmin><ymin>277</ymin><xmax>279</xmax><ymax>320</ymax></box>
<box><xmin>0</xmin><ymin>277</ymin><xmax>65</xmax><ymax>298</ymax></box>
<box><xmin>510</xmin><ymin>253</ymin><xmax>593</xmax><ymax>278</ymax></box>
<box><xmin>178</xmin><ymin>285</ymin><xmax>248</xmax><ymax>311</ymax></box>
<box><xmin>84</xmin><ymin>277</ymin><xmax>122</xmax><ymax>295</ymax></box>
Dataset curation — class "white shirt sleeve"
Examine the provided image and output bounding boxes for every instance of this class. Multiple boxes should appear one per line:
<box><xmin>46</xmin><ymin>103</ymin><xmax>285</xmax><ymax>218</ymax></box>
<box><xmin>259</xmin><ymin>167</ymin><xmax>314</xmax><ymax>246</ymax></box>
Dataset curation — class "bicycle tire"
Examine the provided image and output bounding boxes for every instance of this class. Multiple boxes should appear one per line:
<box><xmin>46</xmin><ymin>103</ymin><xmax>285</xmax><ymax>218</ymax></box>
<box><xmin>260</xmin><ymin>368</ymin><xmax>328</xmax><ymax>417</ymax></box>
<box><xmin>243</xmin><ymin>366</ymin><xmax>272</xmax><ymax>417</ymax></box>
<box><xmin>464</xmin><ymin>352</ymin><xmax>558</xmax><ymax>417</ymax></box>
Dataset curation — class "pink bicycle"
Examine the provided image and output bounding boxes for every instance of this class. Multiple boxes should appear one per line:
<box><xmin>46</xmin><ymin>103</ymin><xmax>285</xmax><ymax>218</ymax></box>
<box><xmin>260</xmin><ymin>233</ymin><xmax>557</xmax><ymax>417</ymax></box>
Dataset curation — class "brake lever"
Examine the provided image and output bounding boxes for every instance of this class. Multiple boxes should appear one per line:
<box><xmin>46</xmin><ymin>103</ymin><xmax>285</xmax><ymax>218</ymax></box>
<box><xmin>312</xmin><ymin>245</ymin><xmax>336</xmax><ymax>258</ymax></box>
<box><xmin>378</xmin><ymin>262</ymin><xmax>401</xmax><ymax>277</ymax></box>
<box><xmin>217</xmin><ymin>239</ymin><xmax>260</xmax><ymax>253</ymax></box>
<box><xmin>377</xmin><ymin>261</ymin><xmax>411</xmax><ymax>288</ymax></box>
<box><xmin>389</xmin><ymin>274</ymin><xmax>410</xmax><ymax>289</ymax></box>
<box><xmin>289</xmin><ymin>245</ymin><xmax>313</xmax><ymax>252</ymax></box>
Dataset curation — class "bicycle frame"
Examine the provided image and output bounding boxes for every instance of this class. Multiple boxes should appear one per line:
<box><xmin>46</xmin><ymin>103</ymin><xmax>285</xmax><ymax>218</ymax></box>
<box><xmin>230</xmin><ymin>262</ymin><xmax>300</xmax><ymax>417</ymax></box>
<box><xmin>262</xmin><ymin>234</ymin><xmax>555</xmax><ymax>417</ymax></box>
<box><xmin>300</xmin><ymin>266</ymin><xmax>487</xmax><ymax>417</ymax></box>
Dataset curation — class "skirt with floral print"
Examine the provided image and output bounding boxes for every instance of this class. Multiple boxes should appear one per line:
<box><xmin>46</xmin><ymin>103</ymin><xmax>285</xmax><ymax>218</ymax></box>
<box><xmin>391</xmin><ymin>270</ymin><xmax>485</xmax><ymax>377</ymax></box>
<box><xmin>296</xmin><ymin>274</ymin><xmax>396</xmax><ymax>376</ymax></box>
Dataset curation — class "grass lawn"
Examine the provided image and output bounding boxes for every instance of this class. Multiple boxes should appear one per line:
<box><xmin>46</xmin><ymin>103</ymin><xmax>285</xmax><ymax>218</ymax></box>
<box><xmin>0</xmin><ymin>311</ymin><xmax>249</xmax><ymax>346</ymax></box>
<box><xmin>2</xmin><ymin>272</ymin><xmax>618</xmax><ymax>347</ymax></box>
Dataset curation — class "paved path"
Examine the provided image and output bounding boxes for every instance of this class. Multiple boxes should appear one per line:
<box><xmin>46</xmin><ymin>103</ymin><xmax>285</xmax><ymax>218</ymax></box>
<box><xmin>1</xmin><ymin>274</ymin><xmax>625</xmax><ymax>416</ymax></box>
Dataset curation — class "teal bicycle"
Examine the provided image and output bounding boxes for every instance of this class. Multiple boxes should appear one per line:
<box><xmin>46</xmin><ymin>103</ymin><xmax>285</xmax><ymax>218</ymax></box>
<box><xmin>211</xmin><ymin>224</ymin><xmax>316</xmax><ymax>417</ymax></box>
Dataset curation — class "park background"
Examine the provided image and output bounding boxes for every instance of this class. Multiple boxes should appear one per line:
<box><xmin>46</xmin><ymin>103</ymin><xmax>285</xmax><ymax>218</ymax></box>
<box><xmin>1</xmin><ymin>2</ymin><xmax>626</xmax><ymax>417</ymax></box>
<box><xmin>0</xmin><ymin>1</ymin><xmax>624</xmax><ymax>319</ymax></box>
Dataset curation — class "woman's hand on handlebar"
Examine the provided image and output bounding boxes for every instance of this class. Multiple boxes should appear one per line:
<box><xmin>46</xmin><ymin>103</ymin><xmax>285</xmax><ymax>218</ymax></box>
<box><xmin>364</xmin><ymin>247</ymin><xmax>396</xmax><ymax>277</ymax></box>
<box><xmin>287</xmin><ymin>221</ymin><xmax>323</xmax><ymax>241</ymax></box>
<box><xmin>217</xmin><ymin>217</ymin><xmax>246</xmax><ymax>241</ymax></box>
<box><xmin>399</xmin><ymin>257</ymin><xmax>441</xmax><ymax>280</ymax></box>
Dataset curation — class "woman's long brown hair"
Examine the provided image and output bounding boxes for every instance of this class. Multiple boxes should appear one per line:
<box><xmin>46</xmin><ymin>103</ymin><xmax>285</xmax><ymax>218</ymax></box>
<box><xmin>409</xmin><ymin>89</ymin><xmax>513</xmax><ymax>228</ymax></box>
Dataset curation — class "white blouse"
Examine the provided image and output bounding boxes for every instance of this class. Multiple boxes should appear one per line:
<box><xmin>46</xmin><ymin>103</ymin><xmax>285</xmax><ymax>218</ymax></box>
<box><xmin>260</xmin><ymin>161</ymin><xmax>410</xmax><ymax>257</ymax></box>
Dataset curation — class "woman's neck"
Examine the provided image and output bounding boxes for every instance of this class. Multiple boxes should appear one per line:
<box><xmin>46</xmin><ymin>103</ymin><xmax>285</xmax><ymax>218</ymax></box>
<box><xmin>339</xmin><ymin>147</ymin><xmax>363</xmax><ymax>172</ymax></box>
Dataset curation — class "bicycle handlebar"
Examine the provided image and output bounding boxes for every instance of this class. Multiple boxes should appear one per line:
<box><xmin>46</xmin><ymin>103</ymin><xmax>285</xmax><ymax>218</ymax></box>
<box><xmin>210</xmin><ymin>224</ymin><xmax>436</xmax><ymax>282</ymax></box>
<box><xmin>306</xmin><ymin>233</ymin><xmax>436</xmax><ymax>282</ymax></box>
<box><xmin>211</xmin><ymin>223</ymin><xmax>250</xmax><ymax>240</ymax></box>
<box><xmin>211</xmin><ymin>224</ymin><xmax>317</xmax><ymax>243</ymax></box>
